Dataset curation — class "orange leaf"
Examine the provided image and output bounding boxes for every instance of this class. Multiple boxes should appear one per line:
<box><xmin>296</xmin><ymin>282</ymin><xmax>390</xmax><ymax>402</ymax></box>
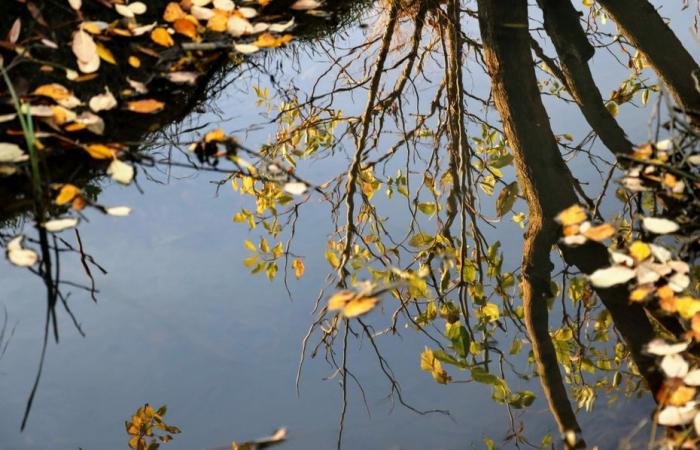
<box><xmin>84</xmin><ymin>144</ymin><xmax>115</xmax><ymax>159</ymax></box>
<box><xmin>56</xmin><ymin>184</ymin><xmax>80</xmax><ymax>205</ymax></box>
<box><xmin>151</xmin><ymin>27</ymin><xmax>174</xmax><ymax>47</ymax></box>
<box><xmin>128</xmin><ymin>55</ymin><xmax>141</xmax><ymax>68</ymax></box>
<box><xmin>72</xmin><ymin>195</ymin><xmax>87</xmax><ymax>211</ymax></box>
<box><xmin>207</xmin><ymin>14</ymin><xmax>228</xmax><ymax>32</ymax></box>
<box><xmin>127</xmin><ymin>99</ymin><xmax>165</xmax><ymax>114</ymax></box>
<box><xmin>173</xmin><ymin>18</ymin><xmax>198</xmax><ymax>40</ymax></box>
<box><xmin>34</xmin><ymin>83</ymin><xmax>71</xmax><ymax>101</ymax></box>
<box><xmin>163</xmin><ymin>2</ymin><xmax>186</xmax><ymax>22</ymax></box>
<box><xmin>582</xmin><ymin>223</ymin><xmax>615</xmax><ymax>242</ymax></box>
<box><xmin>254</xmin><ymin>33</ymin><xmax>293</xmax><ymax>48</ymax></box>
<box><xmin>204</xmin><ymin>128</ymin><xmax>226</xmax><ymax>143</ymax></box>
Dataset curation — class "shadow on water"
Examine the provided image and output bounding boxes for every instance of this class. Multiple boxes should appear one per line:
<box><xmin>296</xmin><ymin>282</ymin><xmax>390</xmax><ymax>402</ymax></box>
<box><xmin>0</xmin><ymin>0</ymin><xmax>699</xmax><ymax>449</ymax></box>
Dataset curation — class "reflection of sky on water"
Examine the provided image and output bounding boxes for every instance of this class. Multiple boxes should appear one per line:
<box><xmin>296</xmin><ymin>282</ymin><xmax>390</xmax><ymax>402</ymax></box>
<box><xmin>0</xmin><ymin>2</ymin><xmax>697</xmax><ymax>449</ymax></box>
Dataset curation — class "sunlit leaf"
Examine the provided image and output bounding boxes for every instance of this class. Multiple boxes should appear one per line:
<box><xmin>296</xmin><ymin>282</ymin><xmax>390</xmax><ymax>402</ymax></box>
<box><xmin>43</xmin><ymin>217</ymin><xmax>79</xmax><ymax>232</ymax></box>
<box><xmin>56</xmin><ymin>184</ymin><xmax>81</xmax><ymax>205</ymax></box>
<box><xmin>642</xmin><ymin>217</ymin><xmax>680</xmax><ymax>234</ymax></box>
<box><xmin>657</xmin><ymin>403</ymin><xmax>697</xmax><ymax>426</ymax></box>
<box><xmin>107</xmin><ymin>159</ymin><xmax>135</xmax><ymax>185</ymax></box>
<box><xmin>106</xmin><ymin>206</ymin><xmax>132</xmax><ymax>216</ymax></box>
<box><xmin>127</xmin><ymin>99</ymin><xmax>165</xmax><ymax>114</ymax></box>
<box><xmin>6</xmin><ymin>236</ymin><xmax>38</xmax><ymax>267</ymax></box>
<box><xmin>646</xmin><ymin>339</ymin><xmax>689</xmax><ymax>356</ymax></box>
<box><xmin>588</xmin><ymin>265</ymin><xmax>635</xmax><ymax>288</ymax></box>
<box><xmin>0</xmin><ymin>142</ymin><xmax>28</xmax><ymax>163</ymax></box>
<box><xmin>555</xmin><ymin>204</ymin><xmax>586</xmax><ymax>226</ymax></box>
<box><xmin>582</xmin><ymin>223</ymin><xmax>615</xmax><ymax>241</ymax></box>
<box><xmin>292</xmin><ymin>258</ymin><xmax>304</xmax><ymax>279</ymax></box>
<box><xmin>151</xmin><ymin>27</ymin><xmax>174</xmax><ymax>47</ymax></box>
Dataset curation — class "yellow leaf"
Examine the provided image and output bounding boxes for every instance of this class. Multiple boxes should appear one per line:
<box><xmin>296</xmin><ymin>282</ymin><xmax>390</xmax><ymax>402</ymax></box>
<box><xmin>163</xmin><ymin>2</ymin><xmax>186</xmax><ymax>22</ymax></box>
<box><xmin>668</xmin><ymin>385</ymin><xmax>697</xmax><ymax>406</ymax></box>
<box><xmin>327</xmin><ymin>290</ymin><xmax>354</xmax><ymax>311</ymax></box>
<box><xmin>254</xmin><ymin>33</ymin><xmax>293</xmax><ymax>48</ymax></box>
<box><xmin>342</xmin><ymin>295</ymin><xmax>378</xmax><ymax>318</ymax></box>
<box><xmin>556</xmin><ymin>204</ymin><xmax>586</xmax><ymax>226</ymax></box>
<box><xmin>676</xmin><ymin>297</ymin><xmax>700</xmax><ymax>320</ymax></box>
<box><xmin>629</xmin><ymin>287</ymin><xmax>651</xmax><ymax>302</ymax></box>
<box><xmin>151</xmin><ymin>28</ymin><xmax>174</xmax><ymax>47</ymax></box>
<box><xmin>84</xmin><ymin>144</ymin><xmax>115</xmax><ymax>159</ymax></box>
<box><xmin>128</xmin><ymin>55</ymin><xmax>141</xmax><ymax>68</ymax></box>
<box><xmin>628</xmin><ymin>241</ymin><xmax>651</xmax><ymax>261</ymax></box>
<box><xmin>127</xmin><ymin>99</ymin><xmax>165</xmax><ymax>113</ymax></box>
<box><xmin>292</xmin><ymin>258</ymin><xmax>304</xmax><ymax>279</ymax></box>
<box><xmin>205</xmin><ymin>128</ymin><xmax>226</xmax><ymax>143</ymax></box>
<box><xmin>34</xmin><ymin>83</ymin><xmax>72</xmax><ymax>101</ymax></box>
<box><xmin>56</xmin><ymin>184</ymin><xmax>80</xmax><ymax>205</ymax></box>
<box><xmin>582</xmin><ymin>223</ymin><xmax>615</xmax><ymax>241</ymax></box>
<box><xmin>207</xmin><ymin>14</ymin><xmax>228</xmax><ymax>32</ymax></box>
<box><xmin>95</xmin><ymin>43</ymin><xmax>116</xmax><ymax>64</ymax></box>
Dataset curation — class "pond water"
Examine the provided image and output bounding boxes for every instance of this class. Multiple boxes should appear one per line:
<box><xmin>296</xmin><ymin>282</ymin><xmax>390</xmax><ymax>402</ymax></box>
<box><xmin>0</xmin><ymin>2</ymin><xmax>698</xmax><ymax>450</ymax></box>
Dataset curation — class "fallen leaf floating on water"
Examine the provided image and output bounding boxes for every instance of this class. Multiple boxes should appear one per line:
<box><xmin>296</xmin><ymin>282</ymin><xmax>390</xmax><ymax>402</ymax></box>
<box><xmin>642</xmin><ymin>217</ymin><xmax>680</xmax><ymax>234</ymax></box>
<box><xmin>646</xmin><ymin>339</ymin><xmax>690</xmax><ymax>356</ymax></box>
<box><xmin>213</xmin><ymin>0</ymin><xmax>235</xmax><ymax>12</ymax></box>
<box><xmin>173</xmin><ymin>18</ymin><xmax>199</xmax><ymax>40</ymax></box>
<box><xmin>582</xmin><ymin>223</ymin><xmax>615</xmax><ymax>242</ymax></box>
<box><xmin>151</xmin><ymin>27</ymin><xmax>175</xmax><ymax>47</ymax></box>
<box><xmin>254</xmin><ymin>33</ymin><xmax>293</xmax><ymax>48</ymax></box>
<box><xmin>555</xmin><ymin>204</ymin><xmax>586</xmax><ymax>226</ymax></box>
<box><xmin>234</xmin><ymin>43</ymin><xmax>259</xmax><ymax>54</ymax></box>
<box><xmin>89</xmin><ymin>88</ymin><xmax>117</xmax><ymax>112</ymax></box>
<box><xmin>269</xmin><ymin>18</ymin><xmax>295</xmax><ymax>33</ymax></box>
<box><xmin>661</xmin><ymin>354</ymin><xmax>689</xmax><ymax>378</ymax></box>
<box><xmin>8</xmin><ymin>18</ymin><xmax>21</xmax><ymax>44</ymax></box>
<box><xmin>84</xmin><ymin>144</ymin><xmax>115</xmax><ymax>159</ymax></box>
<box><xmin>191</xmin><ymin>6</ymin><xmax>216</xmax><ymax>20</ymax></box>
<box><xmin>163</xmin><ymin>2</ymin><xmax>187</xmax><ymax>22</ymax></box>
<box><xmin>327</xmin><ymin>290</ymin><xmax>379</xmax><ymax>318</ymax></box>
<box><xmin>107</xmin><ymin>159</ymin><xmax>135</xmax><ymax>184</ymax></box>
<box><xmin>106</xmin><ymin>206</ymin><xmax>132</xmax><ymax>216</ymax></box>
<box><xmin>33</xmin><ymin>83</ymin><xmax>81</xmax><ymax>108</ymax></box>
<box><xmin>227</xmin><ymin>16</ymin><xmax>253</xmax><ymax>37</ymax></box>
<box><xmin>657</xmin><ymin>403</ymin><xmax>697</xmax><ymax>427</ymax></box>
<box><xmin>127</xmin><ymin>99</ymin><xmax>165</xmax><ymax>113</ymax></box>
<box><xmin>0</xmin><ymin>143</ymin><xmax>29</xmax><ymax>163</ymax></box>
<box><xmin>68</xmin><ymin>0</ymin><xmax>81</xmax><ymax>10</ymax></box>
<box><xmin>72</xmin><ymin>28</ymin><xmax>100</xmax><ymax>73</ymax></box>
<box><xmin>290</xmin><ymin>0</ymin><xmax>323</xmax><ymax>10</ymax></box>
<box><xmin>55</xmin><ymin>183</ymin><xmax>81</xmax><ymax>205</ymax></box>
<box><xmin>282</xmin><ymin>182</ymin><xmax>307</xmax><ymax>196</ymax></box>
<box><xmin>628</xmin><ymin>240</ymin><xmax>651</xmax><ymax>261</ymax></box>
<box><xmin>6</xmin><ymin>236</ymin><xmax>38</xmax><ymax>267</ymax></box>
<box><xmin>165</xmin><ymin>71</ymin><xmax>199</xmax><ymax>85</ymax></box>
<box><xmin>115</xmin><ymin>2</ymin><xmax>147</xmax><ymax>19</ymax></box>
<box><xmin>231</xmin><ymin>427</ymin><xmax>288</xmax><ymax>450</ymax></box>
<box><xmin>588</xmin><ymin>265</ymin><xmax>636</xmax><ymax>288</ymax></box>
<box><xmin>43</xmin><ymin>217</ymin><xmax>79</xmax><ymax>233</ymax></box>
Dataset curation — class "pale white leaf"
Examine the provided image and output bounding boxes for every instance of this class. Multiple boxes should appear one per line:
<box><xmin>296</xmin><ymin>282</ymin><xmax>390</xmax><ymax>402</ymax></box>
<box><xmin>269</xmin><ymin>18</ymin><xmax>295</xmax><ymax>33</ymax></box>
<box><xmin>43</xmin><ymin>217</ymin><xmax>79</xmax><ymax>232</ymax></box>
<box><xmin>588</xmin><ymin>265</ymin><xmax>635</xmax><ymax>288</ymax></box>
<box><xmin>228</xmin><ymin>16</ymin><xmax>253</xmax><ymax>37</ymax></box>
<box><xmin>213</xmin><ymin>0</ymin><xmax>235</xmax><ymax>11</ymax></box>
<box><xmin>643</xmin><ymin>217</ymin><xmax>679</xmax><ymax>234</ymax></box>
<box><xmin>0</xmin><ymin>143</ymin><xmax>28</xmax><ymax>163</ymax></box>
<box><xmin>658</xmin><ymin>403</ymin><xmax>697</xmax><ymax>426</ymax></box>
<box><xmin>238</xmin><ymin>7</ymin><xmax>258</xmax><ymax>18</ymax></box>
<box><xmin>128</xmin><ymin>2</ymin><xmax>147</xmax><ymax>15</ymax></box>
<box><xmin>562</xmin><ymin>234</ymin><xmax>587</xmax><ymax>246</ymax></box>
<box><xmin>650</xmin><ymin>244</ymin><xmax>672</xmax><ymax>264</ymax></box>
<box><xmin>107</xmin><ymin>159</ymin><xmax>135</xmax><ymax>185</ymax></box>
<box><xmin>291</xmin><ymin>0</ymin><xmax>322</xmax><ymax>10</ymax></box>
<box><xmin>283</xmin><ymin>182</ymin><xmax>307</xmax><ymax>196</ymax></box>
<box><xmin>191</xmin><ymin>6</ymin><xmax>215</xmax><ymax>20</ymax></box>
<box><xmin>106</xmin><ymin>206</ymin><xmax>131</xmax><ymax>216</ymax></box>
<box><xmin>234</xmin><ymin>44</ymin><xmax>259</xmax><ymax>54</ymax></box>
<box><xmin>68</xmin><ymin>0</ymin><xmax>82</xmax><ymax>10</ymax></box>
<box><xmin>115</xmin><ymin>3</ymin><xmax>135</xmax><ymax>18</ymax></box>
<box><xmin>669</xmin><ymin>272</ymin><xmax>690</xmax><ymax>292</ymax></box>
<box><xmin>72</xmin><ymin>28</ymin><xmax>97</xmax><ymax>63</ymax></box>
<box><xmin>610</xmin><ymin>251</ymin><xmax>634</xmax><ymax>267</ymax></box>
<box><xmin>646</xmin><ymin>339</ymin><xmax>690</xmax><ymax>356</ymax></box>
<box><xmin>88</xmin><ymin>88</ymin><xmax>117</xmax><ymax>112</ymax></box>
<box><xmin>6</xmin><ymin>236</ymin><xmax>38</xmax><ymax>267</ymax></box>
<box><xmin>661</xmin><ymin>354</ymin><xmax>689</xmax><ymax>378</ymax></box>
<box><xmin>684</xmin><ymin>369</ymin><xmax>700</xmax><ymax>386</ymax></box>
<box><xmin>656</xmin><ymin>139</ymin><xmax>673</xmax><ymax>151</ymax></box>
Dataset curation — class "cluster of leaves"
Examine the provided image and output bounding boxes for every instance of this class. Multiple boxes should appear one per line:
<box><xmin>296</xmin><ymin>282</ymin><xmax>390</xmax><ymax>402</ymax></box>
<box><xmin>559</xmin><ymin>135</ymin><xmax>700</xmax><ymax>446</ymax></box>
<box><xmin>125</xmin><ymin>404</ymin><xmax>180</xmax><ymax>450</ymax></box>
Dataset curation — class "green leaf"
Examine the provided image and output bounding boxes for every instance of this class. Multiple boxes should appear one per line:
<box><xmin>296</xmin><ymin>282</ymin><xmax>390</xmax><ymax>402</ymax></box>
<box><xmin>471</xmin><ymin>366</ymin><xmax>498</xmax><ymax>385</ymax></box>
<box><xmin>417</xmin><ymin>202</ymin><xmax>437</xmax><ymax>216</ymax></box>
<box><xmin>482</xmin><ymin>303</ymin><xmax>500</xmax><ymax>322</ymax></box>
<box><xmin>496</xmin><ymin>181</ymin><xmax>518</xmax><ymax>217</ymax></box>
<box><xmin>445</xmin><ymin>322</ymin><xmax>470</xmax><ymax>358</ymax></box>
